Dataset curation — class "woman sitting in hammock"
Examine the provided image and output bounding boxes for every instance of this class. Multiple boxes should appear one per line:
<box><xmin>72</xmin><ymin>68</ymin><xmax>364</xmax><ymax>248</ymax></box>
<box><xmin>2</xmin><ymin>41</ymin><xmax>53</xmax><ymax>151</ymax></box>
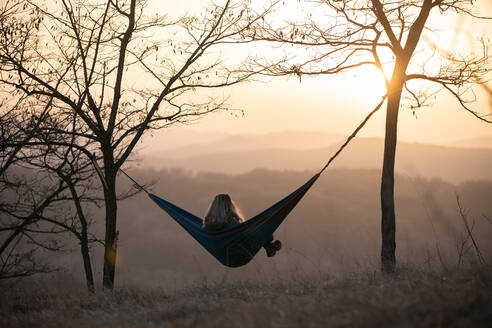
<box><xmin>204</xmin><ymin>194</ymin><xmax>282</xmax><ymax>257</ymax></box>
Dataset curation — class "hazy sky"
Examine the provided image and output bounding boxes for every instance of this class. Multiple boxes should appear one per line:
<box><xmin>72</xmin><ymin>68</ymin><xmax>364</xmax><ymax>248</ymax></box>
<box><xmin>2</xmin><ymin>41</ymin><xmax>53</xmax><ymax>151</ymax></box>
<box><xmin>145</xmin><ymin>0</ymin><xmax>492</xmax><ymax>146</ymax></box>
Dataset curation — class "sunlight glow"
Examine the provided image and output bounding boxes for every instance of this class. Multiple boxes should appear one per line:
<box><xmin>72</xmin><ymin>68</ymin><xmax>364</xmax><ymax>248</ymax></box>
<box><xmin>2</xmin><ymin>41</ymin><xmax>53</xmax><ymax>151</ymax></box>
<box><xmin>350</xmin><ymin>65</ymin><xmax>388</xmax><ymax>99</ymax></box>
<box><xmin>140</xmin><ymin>0</ymin><xmax>492</xmax><ymax>144</ymax></box>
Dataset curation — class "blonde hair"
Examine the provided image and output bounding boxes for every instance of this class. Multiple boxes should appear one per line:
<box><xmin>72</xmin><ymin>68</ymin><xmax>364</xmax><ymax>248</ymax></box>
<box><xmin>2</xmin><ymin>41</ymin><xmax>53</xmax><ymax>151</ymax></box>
<box><xmin>204</xmin><ymin>194</ymin><xmax>244</xmax><ymax>230</ymax></box>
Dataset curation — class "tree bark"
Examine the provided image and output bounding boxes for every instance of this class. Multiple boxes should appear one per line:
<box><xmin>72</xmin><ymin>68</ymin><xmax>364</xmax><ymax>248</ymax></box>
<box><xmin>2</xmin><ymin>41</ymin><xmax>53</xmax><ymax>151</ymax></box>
<box><xmin>102</xmin><ymin>179</ymin><xmax>117</xmax><ymax>289</ymax></box>
<box><xmin>102</xmin><ymin>144</ymin><xmax>118</xmax><ymax>290</ymax></box>
<box><xmin>380</xmin><ymin>93</ymin><xmax>400</xmax><ymax>273</ymax></box>
<box><xmin>380</xmin><ymin>63</ymin><xmax>406</xmax><ymax>273</ymax></box>
<box><xmin>80</xmin><ymin>235</ymin><xmax>95</xmax><ymax>293</ymax></box>
<box><xmin>66</xmin><ymin>180</ymin><xmax>95</xmax><ymax>293</ymax></box>
<box><xmin>76</xmin><ymin>201</ymin><xmax>95</xmax><ymax>293</ymax></box>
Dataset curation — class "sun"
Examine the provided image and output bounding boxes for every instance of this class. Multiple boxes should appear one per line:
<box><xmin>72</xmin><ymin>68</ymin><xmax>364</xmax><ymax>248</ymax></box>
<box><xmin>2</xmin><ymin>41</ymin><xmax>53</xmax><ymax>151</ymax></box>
<box><xmin>349</xmin><ymin>65</ymin><xmax>388</xmax><ymax>100</ymax></box>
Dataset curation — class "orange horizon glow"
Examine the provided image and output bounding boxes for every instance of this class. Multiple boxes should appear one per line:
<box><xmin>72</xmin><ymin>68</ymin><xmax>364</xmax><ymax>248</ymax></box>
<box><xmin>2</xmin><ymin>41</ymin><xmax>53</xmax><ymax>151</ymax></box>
<box><xmin>139</xmin><ymin>0</ymin><xmax>492</xmax><ymax>150</ymax></box>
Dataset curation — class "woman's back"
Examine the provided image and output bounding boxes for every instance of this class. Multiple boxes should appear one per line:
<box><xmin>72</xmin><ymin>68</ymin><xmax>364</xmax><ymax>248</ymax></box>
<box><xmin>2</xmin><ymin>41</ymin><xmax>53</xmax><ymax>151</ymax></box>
<box><xmin>204</xmin><ymin>194</ymin><xmax>244</xmax><ymax>231</ymax></box>
<box><xmin>203</xmin><ymin>193</ymin><xmax>281</xmax><ymax>257</ymax></box>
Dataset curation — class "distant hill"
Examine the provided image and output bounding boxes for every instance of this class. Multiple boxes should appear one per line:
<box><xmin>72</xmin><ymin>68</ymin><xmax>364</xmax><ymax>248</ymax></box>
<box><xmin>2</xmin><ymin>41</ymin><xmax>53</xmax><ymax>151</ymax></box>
<box><xmin>137</xmin><ymin>129</ymin><xmax>229</xmax><ymax>155</ymax></box>
<box><xmin>451</xmin><ymin>136</ymin><xmax>492</xmax><ymax>148</ymax></box>
<box><xmin>158</xmin><ymin>130</ymin><xmax>344</xmax><ymax>158</ymax></box>
<box><xmin>142</xmin><ymin>137</ymin><xmax>492</xmax><ymax>183</ymax></box>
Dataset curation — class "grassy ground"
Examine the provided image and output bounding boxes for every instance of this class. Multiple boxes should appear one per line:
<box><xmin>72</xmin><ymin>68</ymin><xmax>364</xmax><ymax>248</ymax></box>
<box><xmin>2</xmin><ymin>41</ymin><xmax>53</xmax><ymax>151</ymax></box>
<box><xmin>1</xmin><ymin>267</ymin><xmax>491</xmax><ymax>328</ymax></box>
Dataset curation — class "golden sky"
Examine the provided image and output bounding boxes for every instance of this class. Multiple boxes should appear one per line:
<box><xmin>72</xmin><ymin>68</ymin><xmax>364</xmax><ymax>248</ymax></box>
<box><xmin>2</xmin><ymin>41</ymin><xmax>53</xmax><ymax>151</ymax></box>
<box><xmin>146</xmin><ymin>0</ymin><xmax>492</xmax><ymax>146</ymax></box>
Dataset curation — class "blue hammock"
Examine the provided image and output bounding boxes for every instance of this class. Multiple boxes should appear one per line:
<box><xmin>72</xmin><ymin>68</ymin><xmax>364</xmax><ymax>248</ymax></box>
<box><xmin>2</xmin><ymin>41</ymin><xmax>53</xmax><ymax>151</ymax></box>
<box><xmin>149</xmin><ymin>173</ymin><xmax>320</xmax><ymax>267</ymax></box>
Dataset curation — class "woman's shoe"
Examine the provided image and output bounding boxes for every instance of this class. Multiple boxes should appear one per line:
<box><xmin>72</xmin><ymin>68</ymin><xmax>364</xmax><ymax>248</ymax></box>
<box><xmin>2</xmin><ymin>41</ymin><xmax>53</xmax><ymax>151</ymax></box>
<box><xmin>272</xmin><ymin>240</ymin><xmax>282</xmax><ymax>251</ymax></box>
<box><xmin>264</xmin><ymin>243</ymin><xmax>276</xmax><ymax>257</ymax></box>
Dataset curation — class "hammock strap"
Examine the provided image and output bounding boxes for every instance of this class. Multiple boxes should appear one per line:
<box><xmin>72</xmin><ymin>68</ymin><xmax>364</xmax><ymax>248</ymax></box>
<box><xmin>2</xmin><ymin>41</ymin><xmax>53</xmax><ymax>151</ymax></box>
<box><xmin>120</xmin><ymin>168</ymin><xmax>150</xmax><ymax>194</ymax></box>
<box><xmin>318</xmin><ymin>95</ymin><xmax>387</xmax><ymax>175</ymax></box>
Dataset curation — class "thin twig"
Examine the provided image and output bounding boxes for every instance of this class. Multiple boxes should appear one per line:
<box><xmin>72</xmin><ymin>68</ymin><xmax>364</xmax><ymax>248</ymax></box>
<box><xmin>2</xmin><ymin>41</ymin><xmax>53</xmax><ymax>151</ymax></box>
<box><xmin>456</xmin><ymin>194</ymin><xmax>486</xmax><ymax>266</ymax></box>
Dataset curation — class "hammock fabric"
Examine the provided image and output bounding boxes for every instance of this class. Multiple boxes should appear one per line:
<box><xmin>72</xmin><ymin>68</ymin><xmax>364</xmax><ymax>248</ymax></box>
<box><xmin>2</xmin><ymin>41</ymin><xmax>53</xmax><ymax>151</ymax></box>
<box><xmin>149</xmin><ymin>173</ymin><xmax>320</xmax><ymax>267</ymax></box>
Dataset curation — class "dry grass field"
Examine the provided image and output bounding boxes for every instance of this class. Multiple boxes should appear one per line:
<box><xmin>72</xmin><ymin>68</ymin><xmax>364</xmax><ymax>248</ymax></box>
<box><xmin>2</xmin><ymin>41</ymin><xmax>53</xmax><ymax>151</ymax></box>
<box><xmin>2</xmin><ymin>266</ymin><xmax>491</xmax><ymax>328</ymax></box>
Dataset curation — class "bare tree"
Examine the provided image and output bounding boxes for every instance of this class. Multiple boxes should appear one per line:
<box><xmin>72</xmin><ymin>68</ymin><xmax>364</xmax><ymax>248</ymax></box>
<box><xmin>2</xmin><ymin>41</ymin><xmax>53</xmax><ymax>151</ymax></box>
<box><xmin>0</xmin><ymin>172</ymin><xmax>64</xmax><ymax>281</ymax></box>
<box><xmin>0</xmin><ymin>70</ymin><xmax>61</xmax><ymax>279</ymax></box>
<box><xmin>0</xmin><ymin>2</ymin><xmax>91</xmax><ymax>286</ymax></box>
<box><xmin>26</xmin><ymin>114</ymin><xmax>105</xmax><ymax>292</ymax></box>
<box><xmin>243</xmin><ymin>0</ymin><xmax>491</xmax><ymax>272</ymax></box>
<box><xmin>0</xmin><ymin>0</ymin><xmax>275</xmax><ymax>288</ymax></box>
<box><xmin>0</xmin><ymin>136</ymin><xmax>66</xmax><ymax>281</ymax></box>
<box><xmin>0</xmin><ymin>99</ymin><xmax>142</xmax><ymax>292</ymax></box>
<box><xmin>0</xmin><ymin>102</ymin><xmax>102</xmax><ymax>292</ymax></box>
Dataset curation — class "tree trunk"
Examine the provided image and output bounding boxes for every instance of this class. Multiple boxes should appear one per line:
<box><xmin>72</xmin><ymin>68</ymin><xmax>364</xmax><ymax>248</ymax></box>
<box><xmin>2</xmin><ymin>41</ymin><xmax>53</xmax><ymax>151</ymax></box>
<box><xmin>102</xmin><ymin>145</ymin><xmax>118</xmax><ymax>290</ymax></box>
<box><xmin>380</xmin><ymin>64</ymin><xmax>405</xmax><ymax>274</ymax></box>
<box><xmin>102</xmin><ymin>179</ymin><xmax>118</xmax><ymax>289</ymax></box>
<box><xmin>372</xmin><ymin>0</ymin><xmax>433</xmax><ymax>274</ymax></box>
<box><xmin>80</xmin><ymin>234</ymin><xmax>95</xmax><ymax>293</ymax></box>
<box><xmin>67</xmin><ymin>181</ymin><xmax>95</xmax><ymax>293</ymax></box>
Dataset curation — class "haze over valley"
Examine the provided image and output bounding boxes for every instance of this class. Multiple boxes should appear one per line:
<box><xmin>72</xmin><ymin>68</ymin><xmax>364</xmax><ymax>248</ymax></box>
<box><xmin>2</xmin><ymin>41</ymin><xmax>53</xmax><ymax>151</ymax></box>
<box><xmin>138</xmin><ymin>130</ymin><xmax>492</xmax><ymax>183</ymax></box>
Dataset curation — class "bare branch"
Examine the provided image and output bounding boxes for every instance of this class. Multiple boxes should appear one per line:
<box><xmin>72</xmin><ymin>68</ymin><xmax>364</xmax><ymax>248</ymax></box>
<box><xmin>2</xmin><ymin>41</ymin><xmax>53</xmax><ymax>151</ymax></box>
<box><xmin>456</xmin><ymin>194</ymin><xmax>486</xmax><ymax>266</ymax></box>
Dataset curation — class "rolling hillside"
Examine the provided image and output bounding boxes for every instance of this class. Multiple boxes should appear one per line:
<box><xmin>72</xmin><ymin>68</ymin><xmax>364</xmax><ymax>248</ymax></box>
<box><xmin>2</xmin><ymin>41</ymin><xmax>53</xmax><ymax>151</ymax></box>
<box><xmin>142</xmin><ymin>136</ymin><xmax>492</xmax><ymax>183</ymax></box>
